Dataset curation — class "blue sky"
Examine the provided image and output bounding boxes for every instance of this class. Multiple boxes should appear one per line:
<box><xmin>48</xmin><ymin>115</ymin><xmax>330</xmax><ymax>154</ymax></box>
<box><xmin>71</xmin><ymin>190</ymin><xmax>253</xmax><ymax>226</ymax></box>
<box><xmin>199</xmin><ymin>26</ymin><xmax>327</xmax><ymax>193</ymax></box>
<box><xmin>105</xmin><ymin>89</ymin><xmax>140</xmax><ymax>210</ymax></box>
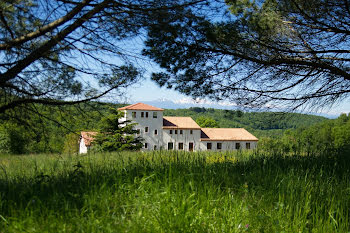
<box><xmin>98</xmin><ymin>11</ymin><xmax>350</xmax><ymax>118</ymax></box>
<box><xmin>124</xmin><ymin>77</ymin><xmax>350</xmax><ymax>118</ymax></box>
<box><xmin>126</xmin><ymin>79</ymin><xmax>183</xmax><ymax>101</ymax></box>
<box><xmin>115</xmin><ymin>38</ymin><xmax>350</xmax><ymax>118</ymax></box>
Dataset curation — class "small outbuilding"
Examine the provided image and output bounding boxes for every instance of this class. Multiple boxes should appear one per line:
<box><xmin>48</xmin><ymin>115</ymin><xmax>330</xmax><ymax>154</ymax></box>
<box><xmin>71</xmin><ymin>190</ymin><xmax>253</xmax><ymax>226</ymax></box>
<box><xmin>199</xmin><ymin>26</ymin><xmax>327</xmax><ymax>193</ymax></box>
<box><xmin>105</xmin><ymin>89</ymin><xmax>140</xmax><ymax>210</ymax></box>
<box><xmin>79</xmin><ymin>131</ymin><xmax>97</xmax><ymax>154</ymax></box>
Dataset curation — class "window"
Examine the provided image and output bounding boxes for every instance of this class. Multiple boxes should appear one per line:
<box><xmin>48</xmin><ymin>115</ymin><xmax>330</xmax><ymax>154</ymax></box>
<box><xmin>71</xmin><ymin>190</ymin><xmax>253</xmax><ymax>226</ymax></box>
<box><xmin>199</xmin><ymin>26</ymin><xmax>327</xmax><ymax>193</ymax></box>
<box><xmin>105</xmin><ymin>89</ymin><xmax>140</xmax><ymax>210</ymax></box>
<box><xmin>217</xmin><ymin>143</ymin><xmax>222</xmax><ymax>150</ymax></box>
<box><xmin>170</xmin><ymin>130</ymin><xmax>173</xmax><ymax>134</ymax></box>
<box><xmin>207</xmin><ymin>143</ymin><xmax>212</xmax><ymax>150</ymax></box>
<box><xmin>141</xmin><ymin>112</ymin><xmax>144</xmax><ymax>118</ymax></box>
<box><xmin>154</xmin><ymin>145</ymin><xmax>157</xmax><ymax>150</ymax></box>
<box><xmin>154</xmin><ymin>129</ymin><xmax>158</xmax><ymax>135</ymax></box>
<box><xmin>145</xmin><ymin>127</ymin><xmax>149</xmax><ymax>133</ymax></box>
<box><xmin>146</xmin><ymin>112</ymin><xmax>149</xmax><ymax>118</ymax></box>
<box><xmin>168</xmin><ymin>142</ymin><xmax>174</xmax><ymax>150</ymax></box>
<box><xmin>175</xmin><ymin>130</ymin><xmax>178</xmax><ymax>134</ymax></box>
<box><xmin>180</xmin><ymin>130</ymin><xmax>183</xmax><ymax>134</ymax></box>
<box><xmin>153</xmin><ymin>112</ymin><xmax>157</xmax><ymax>118</ymax></box>
<box><xmin>178</xmin><ymin>143</ymin><xmax>184</xmax><ymax>150</ymax></box>
<box><xmin>190</xmin><ymin>130</ymin><xmax>193</xmax><ymax>134</ymax></box>
<box><xmin>246</xmin><ymin>142</ymin><xmax>251</xmax><ymax>149</ymax></box>
<box><xmin>235</xmin><ymin>143</ymin><xmax>241</xmax><ymax>150</ymax></box>
<box><xmin>136</xmin><ymin>129</ymin><xmax>141</xmax><ymax>134</ymax></box>
<box><xmin>132</xmin><ymin>112</ymin><xmax>136</xmax><ymax>118</ymax></box>
<box><xmin>144</xmin><ymin>143</ymin><xmax>148</xmax><ymax>149</ymax></box>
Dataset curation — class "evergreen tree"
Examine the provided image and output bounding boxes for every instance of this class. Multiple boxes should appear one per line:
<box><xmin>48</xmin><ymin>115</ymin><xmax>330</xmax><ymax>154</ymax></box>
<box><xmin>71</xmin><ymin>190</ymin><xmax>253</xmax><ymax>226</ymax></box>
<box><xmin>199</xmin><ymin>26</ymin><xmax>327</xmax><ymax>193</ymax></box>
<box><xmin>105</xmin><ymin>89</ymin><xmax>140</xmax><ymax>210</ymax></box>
<box><xmin>92</xmin><ymin>108</ymin><xmax>143</xmax><ymax>152</ymax></box>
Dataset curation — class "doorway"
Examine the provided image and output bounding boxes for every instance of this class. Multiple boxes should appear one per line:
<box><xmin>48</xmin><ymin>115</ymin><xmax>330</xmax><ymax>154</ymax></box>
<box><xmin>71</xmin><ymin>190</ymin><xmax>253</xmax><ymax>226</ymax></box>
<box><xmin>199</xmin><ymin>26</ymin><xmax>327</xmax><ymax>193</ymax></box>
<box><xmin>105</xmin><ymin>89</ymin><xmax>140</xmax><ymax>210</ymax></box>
<box><xmin>189</xmin><ymin>142</ymin><xmax>194</xmax><ymax>152</ymax></box>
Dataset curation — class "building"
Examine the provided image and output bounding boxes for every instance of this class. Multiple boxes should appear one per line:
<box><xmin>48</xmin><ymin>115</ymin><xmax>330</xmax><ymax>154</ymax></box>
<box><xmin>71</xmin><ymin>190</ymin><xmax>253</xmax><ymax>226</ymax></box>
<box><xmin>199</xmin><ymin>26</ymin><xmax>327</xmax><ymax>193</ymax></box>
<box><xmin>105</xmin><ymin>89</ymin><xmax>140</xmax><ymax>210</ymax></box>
<box><xmin>79</xmin><ymin>103</ymin><xmax>258</xmax><ymax>153</ymax></box>
<box><xmin>79</xmin><ymin>131</ymin><xmax>97</xmax><ymax>154</ymax></box>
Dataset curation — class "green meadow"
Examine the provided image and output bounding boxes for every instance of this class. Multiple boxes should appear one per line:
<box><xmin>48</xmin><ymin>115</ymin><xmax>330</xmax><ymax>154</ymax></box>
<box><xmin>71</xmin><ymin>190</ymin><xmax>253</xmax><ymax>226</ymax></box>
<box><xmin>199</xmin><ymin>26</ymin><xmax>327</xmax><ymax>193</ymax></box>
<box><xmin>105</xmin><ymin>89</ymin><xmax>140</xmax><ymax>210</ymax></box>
<box><xmin>0</xmin><ymin>151</ymin><xmax>349</xmax><ymax>232</ymax></box>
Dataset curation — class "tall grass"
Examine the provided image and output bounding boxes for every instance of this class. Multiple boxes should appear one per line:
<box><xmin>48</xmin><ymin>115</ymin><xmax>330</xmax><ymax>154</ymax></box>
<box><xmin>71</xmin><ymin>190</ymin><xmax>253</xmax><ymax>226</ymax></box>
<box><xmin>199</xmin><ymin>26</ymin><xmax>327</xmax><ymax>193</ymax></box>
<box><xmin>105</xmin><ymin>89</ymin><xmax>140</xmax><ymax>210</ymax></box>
<box><xmin>0</xmin><ymin>151</ymin><xmax>349</xmax><ymax>232</ymax></box>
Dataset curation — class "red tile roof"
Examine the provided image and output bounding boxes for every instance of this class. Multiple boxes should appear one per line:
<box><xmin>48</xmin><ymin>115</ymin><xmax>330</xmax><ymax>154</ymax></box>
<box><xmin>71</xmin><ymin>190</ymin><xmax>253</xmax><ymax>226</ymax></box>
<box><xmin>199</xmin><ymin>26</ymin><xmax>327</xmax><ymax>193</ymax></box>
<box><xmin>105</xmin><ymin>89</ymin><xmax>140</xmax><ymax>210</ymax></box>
<box><xmin>163</xmin><ymin>117</ymin><xmax>201</xmax><ymax>129</ymax></box>
<box><xmin>200</xmin><ymin>128</ymin><xmax>258</xmax><ymax>141</ymax></box>
<box><xmin>118</xmin><ymin>103</ymin><xmax>164</xmax><ymax>111</ymax></box>
<box><xmin>81</xmin><ymin>131</ymin><xmax>97</xmax><ymax>146</ymax></box>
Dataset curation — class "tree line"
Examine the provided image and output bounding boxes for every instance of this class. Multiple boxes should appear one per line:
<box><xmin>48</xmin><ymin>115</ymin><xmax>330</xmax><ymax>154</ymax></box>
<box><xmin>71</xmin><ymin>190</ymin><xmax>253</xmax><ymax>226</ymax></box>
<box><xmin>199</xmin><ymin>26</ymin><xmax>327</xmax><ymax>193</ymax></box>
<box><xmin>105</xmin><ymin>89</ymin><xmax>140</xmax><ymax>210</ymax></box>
<box><xmin>0</xmin><ymin>102</ymin><xmax>329</xmax><ymax>154</ymax></box>
<box><xmin>0</xmin><ymin>102</ymin><xmax>118</xmax><ymax>154</ymax></box>
<box><xmin>259</xmin><ymin>114</ymin><xmax>350</xmax><ymax>156</ymax></box>
<box><xmin>165</xmin><ymin>107</ymin><xmax>327</xmax><ymax>137</ymax></box>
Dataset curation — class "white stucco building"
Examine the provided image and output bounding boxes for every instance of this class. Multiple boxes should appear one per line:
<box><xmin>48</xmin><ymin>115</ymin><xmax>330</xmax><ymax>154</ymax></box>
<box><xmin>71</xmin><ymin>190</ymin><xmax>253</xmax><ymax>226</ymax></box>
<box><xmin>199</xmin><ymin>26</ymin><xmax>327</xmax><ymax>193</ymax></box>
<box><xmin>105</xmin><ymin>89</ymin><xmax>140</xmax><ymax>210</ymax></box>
<box><xmin>79</xmin><ymin>103</ymin><xmax>258</xmax><ymax>153</ymax></box>
<box><xmin>79</xmin><ymin>131</ymin><xmax>97</xmax><ymax>154</ymax></box>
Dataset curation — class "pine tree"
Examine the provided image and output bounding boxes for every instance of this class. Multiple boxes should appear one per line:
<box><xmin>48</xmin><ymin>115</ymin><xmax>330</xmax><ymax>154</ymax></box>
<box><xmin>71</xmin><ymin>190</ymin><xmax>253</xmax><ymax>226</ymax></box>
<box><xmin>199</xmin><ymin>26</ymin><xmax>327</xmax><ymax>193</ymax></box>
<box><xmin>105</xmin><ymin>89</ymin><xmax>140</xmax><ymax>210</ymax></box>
<box><xmin>92</xmin><ymin>108</ymin><xmax>143</xmax><ymax>152</ymax></box>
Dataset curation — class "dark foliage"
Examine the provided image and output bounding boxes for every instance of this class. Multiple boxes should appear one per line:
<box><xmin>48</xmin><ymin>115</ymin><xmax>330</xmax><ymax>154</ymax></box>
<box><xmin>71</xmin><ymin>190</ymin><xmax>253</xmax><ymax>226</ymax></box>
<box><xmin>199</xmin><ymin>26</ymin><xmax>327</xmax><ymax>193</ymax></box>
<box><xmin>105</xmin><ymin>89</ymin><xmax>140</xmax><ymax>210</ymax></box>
<box><xmin>92</xmin><ymin>108</ymin><xmax>143</xmax><ymax>152</ymax></box>
<box><xmin>259</xmin><ymin>113</ymin><xmax>350</xmax><ymax>155</ymax></box>
<box><xmin>144</xmin><ymin>0</ymin><xmax>350</xmax><ymax>110</ymax></box>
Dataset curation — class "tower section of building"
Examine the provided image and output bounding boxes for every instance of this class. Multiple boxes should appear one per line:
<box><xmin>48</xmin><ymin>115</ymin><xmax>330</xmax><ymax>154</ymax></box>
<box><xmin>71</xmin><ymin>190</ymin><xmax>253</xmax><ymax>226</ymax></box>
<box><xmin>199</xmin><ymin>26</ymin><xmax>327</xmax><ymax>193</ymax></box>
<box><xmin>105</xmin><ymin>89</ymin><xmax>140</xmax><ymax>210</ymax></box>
<box><xmin>118</xmin><ymin>103</ymin><xmax>164</xmax><ymax>150</ymax></box>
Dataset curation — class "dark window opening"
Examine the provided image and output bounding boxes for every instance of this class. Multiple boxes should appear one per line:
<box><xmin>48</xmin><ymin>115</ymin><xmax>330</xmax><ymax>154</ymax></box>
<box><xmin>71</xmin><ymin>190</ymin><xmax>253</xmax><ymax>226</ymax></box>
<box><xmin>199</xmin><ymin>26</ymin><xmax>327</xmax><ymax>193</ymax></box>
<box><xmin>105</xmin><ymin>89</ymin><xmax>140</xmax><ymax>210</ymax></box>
<box><xmin>207</xmin><ymin>143</ymin><xmax>212</xmax><ymax>150</ymax></box>
<box><xmin>246</xmin><ymin>143</ymin><xmax>251</xmax><ymax>149</ymax></box>
<box><xmin>235</xmin><ymin>143</ymin><xmax>241</xmax><ymax>150</ymax></box>
<box><xmin>178</xmin><ymin>143</ymin><xmax>184</xmax><ymax>150</ymax></box>
<box><xmin>168</xmin><ymin>142</ymin><xmax>174</xmax><ymax>150</ymax></box>
<box><xmin>141</xmin><ymin>112</ymin><xmax>144</xmax><ymax>118</ymax></box>
<box><xmin>217</xmin><ymin>143</ymin><xmax>222</xmax><ymax>150</ymax></box>
<box><xmin>146</xmin><ymin>112</ymin><xmax>149</xmax><ymax>118</ymax></box>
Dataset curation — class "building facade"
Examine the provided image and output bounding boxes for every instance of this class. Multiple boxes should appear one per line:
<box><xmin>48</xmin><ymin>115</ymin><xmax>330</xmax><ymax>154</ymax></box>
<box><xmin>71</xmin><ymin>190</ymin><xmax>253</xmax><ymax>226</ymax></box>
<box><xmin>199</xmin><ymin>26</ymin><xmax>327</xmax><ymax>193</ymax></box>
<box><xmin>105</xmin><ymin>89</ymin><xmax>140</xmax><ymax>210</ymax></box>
<box><xmin>79</xmin><ymin>103</ymin><xmax>258</xmax><ymax>153</ymax></box>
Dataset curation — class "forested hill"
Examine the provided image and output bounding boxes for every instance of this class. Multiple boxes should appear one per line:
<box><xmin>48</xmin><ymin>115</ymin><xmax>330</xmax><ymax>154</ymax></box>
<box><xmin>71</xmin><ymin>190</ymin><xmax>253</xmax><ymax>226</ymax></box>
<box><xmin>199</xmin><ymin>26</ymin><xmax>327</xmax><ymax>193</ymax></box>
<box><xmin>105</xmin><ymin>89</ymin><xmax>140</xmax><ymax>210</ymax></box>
<box><xmin>0</xmin><ymin>102</ymin><xmax>327</xmax><ymax>154</ymax></box>
<box><xmin>163</xmin><ymin>107</ymin><xmax>328</xmax><ymax>137</ymax></box>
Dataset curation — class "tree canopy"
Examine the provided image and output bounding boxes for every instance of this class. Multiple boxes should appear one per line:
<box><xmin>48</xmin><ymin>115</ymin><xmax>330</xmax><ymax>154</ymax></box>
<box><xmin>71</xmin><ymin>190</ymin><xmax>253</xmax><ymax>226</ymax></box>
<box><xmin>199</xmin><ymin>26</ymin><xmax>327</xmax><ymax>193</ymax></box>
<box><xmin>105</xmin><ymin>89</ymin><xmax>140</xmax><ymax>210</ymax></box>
<box><xmin>144</xmin><ymin>0</ymin><xmax>350</xmax><ymax>110</ymax></box>
<box><xmin>0</xmin><ymin>0</ymin><xmax>208</xmax><ymax>116</ymax></box>
<box><xmin>92</xmin><ymin>108</ymin><xmax>143</xmax><ymax>152</ymax></box>
<box><xmin>195</xmin><ymin>116</ymin><xmax>219</xmax><ymax>128</ymax></box>
<box><xmin>259</xmin><ymin>113</ymin><xmax>350</xmax><ymax>155</ymax></box>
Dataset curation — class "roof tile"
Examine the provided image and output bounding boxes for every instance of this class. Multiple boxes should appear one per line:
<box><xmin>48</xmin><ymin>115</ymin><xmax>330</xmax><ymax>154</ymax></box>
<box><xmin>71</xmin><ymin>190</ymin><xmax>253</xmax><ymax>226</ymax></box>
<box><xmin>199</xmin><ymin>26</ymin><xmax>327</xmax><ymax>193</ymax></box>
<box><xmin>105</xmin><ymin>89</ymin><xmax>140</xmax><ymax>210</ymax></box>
<box><xmin>81</xmin><ymin>131</ymin><xmax>97</xmax><ymax>146</ymax></box>
<box><xmin>200</xmin><ymin>128</ymin><xmax>258</xmax><ymax>141</ymax></box>
<box><xmin>163</xmin><ymin>117</ymin><xmax>201</xmax><ymax>129</ymax></box>
<box><xmin>118</xmin><ymin>103</ymin><xmax>164</xmax><ymax>111</ymax></box>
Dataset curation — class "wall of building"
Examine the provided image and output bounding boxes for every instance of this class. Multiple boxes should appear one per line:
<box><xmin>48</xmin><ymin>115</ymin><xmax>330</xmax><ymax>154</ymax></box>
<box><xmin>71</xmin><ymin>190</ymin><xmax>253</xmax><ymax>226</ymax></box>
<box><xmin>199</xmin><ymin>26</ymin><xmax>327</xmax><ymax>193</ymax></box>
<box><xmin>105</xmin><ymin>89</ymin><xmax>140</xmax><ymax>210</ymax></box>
<box><xmin>79</xmin><ymin>139</ymin><xmax>88</xmax><ymax>154</ymax></box>
<box><xmin>199</xmin><ymin>141</ymin><xmax>258</xmax><ymax>151</ymax></box>
<box><xmin>122</xmin><ymin>109</ymin><xmax>164</xmax><ymax>150</ymax></box>
<box><xmin>162</xmin><ymin>129</ymin><xmax>201</xmax><ymax>151</ymax></box>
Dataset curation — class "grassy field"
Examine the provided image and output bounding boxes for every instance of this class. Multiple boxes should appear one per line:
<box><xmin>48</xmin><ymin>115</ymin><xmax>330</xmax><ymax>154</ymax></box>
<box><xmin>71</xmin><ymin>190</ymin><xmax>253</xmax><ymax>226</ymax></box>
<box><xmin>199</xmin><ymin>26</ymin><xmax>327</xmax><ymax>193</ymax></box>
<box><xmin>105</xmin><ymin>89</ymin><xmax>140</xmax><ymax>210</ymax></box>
<box><xmin>0</xmin><ymin>151</ymin><xmax>349</xmax><ymax>232</ymax></box>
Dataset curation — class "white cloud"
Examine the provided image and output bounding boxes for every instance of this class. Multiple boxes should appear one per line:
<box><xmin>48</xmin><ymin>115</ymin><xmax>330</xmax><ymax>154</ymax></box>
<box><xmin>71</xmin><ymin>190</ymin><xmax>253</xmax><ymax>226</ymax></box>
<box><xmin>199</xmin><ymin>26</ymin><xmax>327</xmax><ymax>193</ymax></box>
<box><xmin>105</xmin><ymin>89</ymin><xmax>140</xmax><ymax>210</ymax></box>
<box><xmin>174</xmin><ymin>97</ymin><xmax>237</xmax><ymax>107</ymax></box>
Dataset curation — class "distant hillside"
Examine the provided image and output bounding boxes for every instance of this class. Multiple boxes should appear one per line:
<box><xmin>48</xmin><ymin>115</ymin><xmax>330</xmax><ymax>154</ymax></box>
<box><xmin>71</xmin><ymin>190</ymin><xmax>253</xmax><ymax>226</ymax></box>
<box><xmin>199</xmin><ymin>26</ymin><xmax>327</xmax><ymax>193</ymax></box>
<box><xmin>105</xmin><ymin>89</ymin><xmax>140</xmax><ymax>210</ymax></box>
<box><xmin>163</xmin><ymin>107</ymin><xmax>328</xmax><ymax>137</ymax></box>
